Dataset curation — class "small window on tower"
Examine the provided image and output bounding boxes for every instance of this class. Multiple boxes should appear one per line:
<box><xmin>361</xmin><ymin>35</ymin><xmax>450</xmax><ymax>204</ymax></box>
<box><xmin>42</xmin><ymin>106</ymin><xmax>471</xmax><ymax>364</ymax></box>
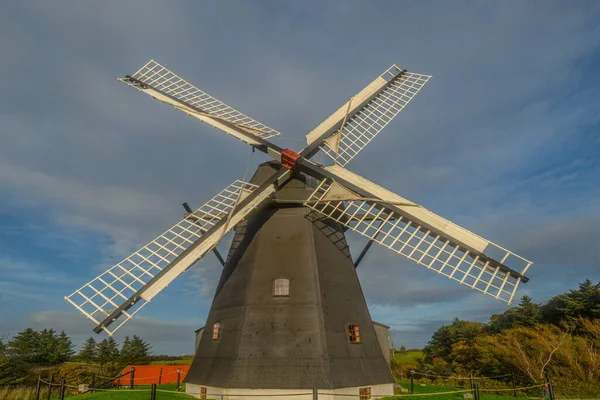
<box><xmin>273</xmin><ymin>278</ymin><xmax>290</xmax><ymax>297</ymax></box>
<box><xmin>347</xmin><ymin>324</ymin><xmax>361</xmax><ymax>343</ymax></box>
<box><xmin>359</xmin><ymin>387</ymin><xmax>371</xmax><ymax>400</ymax></box>
<box><xmin>212</xmin><ymin>321</ymin><xmax>221</xmax><ymax>341</ymax></box>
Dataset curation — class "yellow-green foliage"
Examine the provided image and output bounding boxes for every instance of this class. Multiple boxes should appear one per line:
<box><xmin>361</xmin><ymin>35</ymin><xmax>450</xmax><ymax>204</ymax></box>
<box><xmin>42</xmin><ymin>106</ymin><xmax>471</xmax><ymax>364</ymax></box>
<box><xmin>0</xmin><ymin>385</ymin><xmax>54</xmax><ymax>400</ymax></box>
<box><xmin>451</xmin><ymin>319</ymin><xmax>600</xmax><ymax>397</ymax></box>
<box><xmin>394</xmin><ymin>350</ymin><xmax>424</xmax><ymax>365</ymax></box>
<box><xmin>392</xmin><ymin>350</ymin><xmax>424</xmax><ymax>378</ymax></box>
<box><xmin>52</xmin><ymin>362</ymin><xmax>98</xmax><ymax>388</ymax></box>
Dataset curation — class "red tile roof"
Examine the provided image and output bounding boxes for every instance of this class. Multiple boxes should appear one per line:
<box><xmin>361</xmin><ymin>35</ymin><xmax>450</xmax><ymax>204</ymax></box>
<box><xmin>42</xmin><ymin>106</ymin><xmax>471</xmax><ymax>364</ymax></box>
<box><xmin>113</xmin><ymin>365</ymin><xmax>190</xmax><ymax>385</ymax></box>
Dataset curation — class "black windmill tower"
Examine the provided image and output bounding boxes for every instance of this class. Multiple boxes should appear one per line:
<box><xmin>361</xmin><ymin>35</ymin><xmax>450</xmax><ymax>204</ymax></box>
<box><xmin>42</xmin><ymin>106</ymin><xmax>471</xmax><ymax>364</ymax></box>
<box><xmin>66</xmin><ymin>60</ymin><xmax>532</xmax><ymax>398</ymax></box>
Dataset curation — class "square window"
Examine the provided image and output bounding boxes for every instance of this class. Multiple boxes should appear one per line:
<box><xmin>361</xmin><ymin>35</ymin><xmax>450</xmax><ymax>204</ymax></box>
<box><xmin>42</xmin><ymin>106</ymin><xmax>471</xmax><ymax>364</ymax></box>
<box><xmin>200</xmin><ymin>386</ymin><xmax>207</xmax><ymax>399</ymax></box>
<box><xmin>347</xmin><ymin>324</ymin><xmax>361</xmax><ymax>343</ymax></box>
<box><xmin>359</xmin><ymin>387</ymin><xmax>371</xmax><ymax>400</ymax></box>
<box><xmin>273</xmin><ymin>278</ymin><xmax>290</xmax><ymax>297</ymax></box>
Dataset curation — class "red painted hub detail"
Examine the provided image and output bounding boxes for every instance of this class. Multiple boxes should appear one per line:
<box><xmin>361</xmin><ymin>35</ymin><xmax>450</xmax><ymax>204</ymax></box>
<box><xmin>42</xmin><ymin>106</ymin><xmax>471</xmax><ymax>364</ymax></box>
<box><xmin>281</xmin><ymin>148</ymin><xmax>301</xmax><ymax>170</ymax></box>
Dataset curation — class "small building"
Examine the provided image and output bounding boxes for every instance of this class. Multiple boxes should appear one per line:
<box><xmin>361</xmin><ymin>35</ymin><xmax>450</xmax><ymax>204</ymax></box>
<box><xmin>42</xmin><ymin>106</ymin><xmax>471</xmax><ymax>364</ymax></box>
<box><xmin>114</xmin><ymin>365</ymin><xmax>190</xmax><ymax>386</ymax></box>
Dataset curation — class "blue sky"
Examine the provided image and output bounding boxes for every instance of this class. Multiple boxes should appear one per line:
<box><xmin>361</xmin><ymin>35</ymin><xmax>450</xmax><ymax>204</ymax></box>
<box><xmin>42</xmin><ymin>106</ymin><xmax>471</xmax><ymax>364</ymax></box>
<box><xmin>1</xmin><ymin>1</ymin><xmax>599</xmax><ymax>355</ymax></box>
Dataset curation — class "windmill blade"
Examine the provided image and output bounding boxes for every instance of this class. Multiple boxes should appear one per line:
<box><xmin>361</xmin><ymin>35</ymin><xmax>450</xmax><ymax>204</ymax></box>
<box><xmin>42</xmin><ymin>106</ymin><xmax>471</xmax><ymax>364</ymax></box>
<box><xmin>303</xmin><ymin>165</ymin><xmax>532</xmax><ymax>304</ymax></box>
<box><xmin>65</xmin><ymin>178</ymin><xmax>273</xmax><ymax>335</ymax></box>
<box><xmin>120</xmin><ymin>60</ymin><xmax>281</xmax><ymax>148</ymax></box>
<box><xmin>304</xmin><ymin>65</ymin><xmax>431</xmax><ymax>166</ymax></box>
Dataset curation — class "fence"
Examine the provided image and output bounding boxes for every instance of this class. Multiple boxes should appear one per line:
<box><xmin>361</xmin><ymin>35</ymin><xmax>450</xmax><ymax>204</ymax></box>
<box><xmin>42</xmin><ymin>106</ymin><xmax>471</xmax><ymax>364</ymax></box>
<box><xmin>33</xmin><ymin>367</ymin><xmax>186</xmax><ymax>400</ymax></box>
<box><xmin>31</xmin><ymin>374</ymin><xmax>555</xmax><ymax>400</ymax></box>
<box><xmin>408</xmin><ymin>370</ymin><xmax>555</xmax><ymax>400</ymax></box>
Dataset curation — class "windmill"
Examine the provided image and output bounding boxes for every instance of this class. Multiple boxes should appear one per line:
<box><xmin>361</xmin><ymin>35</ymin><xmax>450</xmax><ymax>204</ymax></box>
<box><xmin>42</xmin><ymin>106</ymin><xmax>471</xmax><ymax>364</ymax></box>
<box><xmin>66</xmin><ymin>60</ymin><xmax>532</xmax><ymax>399</ymax></box>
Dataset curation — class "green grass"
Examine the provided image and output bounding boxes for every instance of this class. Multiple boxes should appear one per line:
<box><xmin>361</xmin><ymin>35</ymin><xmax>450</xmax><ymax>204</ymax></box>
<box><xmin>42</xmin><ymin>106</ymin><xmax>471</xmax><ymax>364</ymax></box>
<box><xmin>63</xmin><ymin>383</ymin><xmax>514</xmax><ymax>400</ymax></box>
<box><xmin>61</xmin><ymin>384</ymin><xmax>195</xmax><ymax>400</ymax></box>
<box><xmin>148</xmin><ymin>359</ymin><xmax>192</xmax><ymax>365</ymax></box>
<box><xmin>394</xmin><ymin>350</ymin><xmax>424</xmax><ymax>365</ymax></box>
<box><xmin>383</xmin><ymin>381</ymin><xmax>518</xmax><ymax>400</ymax></box>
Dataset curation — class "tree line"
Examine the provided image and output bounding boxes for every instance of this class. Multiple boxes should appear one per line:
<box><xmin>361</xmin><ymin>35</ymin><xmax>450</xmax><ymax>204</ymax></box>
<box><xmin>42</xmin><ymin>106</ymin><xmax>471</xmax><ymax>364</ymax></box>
<box><xmin>78</xmin><ymin>335</ymin><xmax>151</xmax><ymax>367</ymax></box>
<box><xmin>418</xmin><ymin>279</ymin><xmax>600</xmax><ymax>396</ymax></box>
<box><xmin>1</xmin><ymin>329</ymin><xmax>74</xmax><ymax>365</ymax></box>
<box><xmin>0</xmin><ymin>330</ymin><xmax>152</xmax><ymax>386</ymax></box>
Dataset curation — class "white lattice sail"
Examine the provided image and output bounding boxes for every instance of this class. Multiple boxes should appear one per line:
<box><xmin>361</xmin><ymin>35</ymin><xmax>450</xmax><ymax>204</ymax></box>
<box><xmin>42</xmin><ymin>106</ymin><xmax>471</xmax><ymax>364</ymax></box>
<box><xmin>65</xmin><ymin>180</ymin><xmax>258</xmax><ymax>335</ymax></box>
<box><xmin>305</xmin><ymin>167</ymin><xmax>532</xmax><ymax>304</ymax></box>
<box><xmin>120</xmin><ymin>60</ymin><xmax>281</xmax><ymax>140</ymax></box>
<box><xmin>306</xmin><ymin>65</ymin><xmax>431</xmax><ymax>166</ymax></box>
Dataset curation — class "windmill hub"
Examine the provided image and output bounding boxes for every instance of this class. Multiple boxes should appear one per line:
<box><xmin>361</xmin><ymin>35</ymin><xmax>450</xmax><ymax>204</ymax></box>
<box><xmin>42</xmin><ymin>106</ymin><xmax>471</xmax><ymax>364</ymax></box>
<box><xmin>280</xmin><ymin>148</ymin><xmax>301</xmax><ymax>170</ymax></box>
<box><xmin>66</xmin><ymin>60</ymin><xmax>533</xmax><ymax>399</ymax></box>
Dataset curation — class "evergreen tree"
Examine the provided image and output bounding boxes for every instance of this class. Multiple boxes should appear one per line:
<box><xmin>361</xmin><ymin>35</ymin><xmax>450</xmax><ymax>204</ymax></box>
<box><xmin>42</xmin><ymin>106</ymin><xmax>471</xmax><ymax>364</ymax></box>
<box><xmin>120</xmin><ymin>335</ymin><xmax>151</xmax><ymax>364</ymax></box>
<box><xmin>488</xmin><ymin>295</ymin><xmax>543</xmax><ymax>333</ymax></box>
<box><xmin>8</xmin><ymin>328</ymin><xmax>39</xmax><ymax>363</ymax></box>
<box><xmin>120</xmin><ymin>336</ymin><xmax>133</xmax><ymax>365</ymax></box>
<box><xmin>515</xmin><ymin>295</ymin><xmax>543</xmax><ymax>326</ymax></box>
<box><xmin>79</xmin><ymin>337</ymin><xmax>98</xmax><ymax>363</ymax></box>
<box><xmin>0</xmin><ymin>356</ymin><xmax>28</xmax><ymax>386</ymax></box>
<box><xmin>561</xmin><ymin>280</ymin><xmax>600</xmax><ymax>319</ymax></box>
<box><xmin>130</xmin><ymin>335</ymin><xmax>151</xmax><ymax>364</ymax></box>
<box><xmin>36</xmin><ymin>328</ymin><xmax>59</xmax><ymax>365</ymax></box>
<box><xmin>97</xmin><ymin>337</ymin><xmax>119</xmax><ymax>368</ymax></box>
<box><xmin>56</xmin><ymin>331</ymin><xmax>75</xmax><ymax>363</ymax></box>
<box><xmin>0</xmin><ymin>338</ymin><xmax>6</xmax><ymax>357</ymax></box>
<box><xmin>542</xmin><ymin>279</ymin><xmax>600</xmax><ymax>324</ymax></box>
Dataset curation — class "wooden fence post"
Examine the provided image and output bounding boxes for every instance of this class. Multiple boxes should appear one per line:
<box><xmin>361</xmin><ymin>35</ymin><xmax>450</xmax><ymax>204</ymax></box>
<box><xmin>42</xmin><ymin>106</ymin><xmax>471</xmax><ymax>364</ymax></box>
<box><xmin>91</xmin><ymin>374</ymin><xmax>96</xmax><ymax>393</ymax></box>
<box><xmin>470</xmin><ymin>373</ymin><xmax>474</xmax><ymax>394</ymax></box>
<box><xmin>35</xmin><ymin>375</ymin><xmax>42</xmax><ymax>400</ymax></box>
<box><xmin>545</xmin><ymin>374</ymin><xmax>555</xmax><ymax>400</ymax></box>
<box><xmin>151</xmin><ymin>383</ymin><xmax>157</xmax><ymax>400</ymax></box>
<box><xmin>130</xmin><ymin>367</ymin><xmax>135</xmax><ymax>389</ymax></box>
<box><xmin>410</xmin><ymin>370</ymin><xmax>414</xmax><ymax>394</ymax></box>
<box><xmin>158</xmin><ymin>367</ymin><xmax>162</xmax><ymax>385</ymax></box>
<box><xmin>511</xmin><ymin>373</ymin><xmax>516</xmax><ymax>398</ymax></box>
<box><xmin>59</xmin><ymin>379</ymin><xmax>66</xmax><ymax>400</ymax></box>
<box><xmin>46</xmin><ymin>373</ymin><xmax>54</xmax><ymax>400</ymax></box>
<box><xmin>474</xmin><ymin>383</ymin><xmax>480</xmax><ymax>400</ymax></box>
<box><xmin>313</xmin><ymin>386</ymin><xmax>318</xmax><ymax>400</ymax></box>
<box><xmin>176</xmin><ymin>368</ymin><xmax>181</xmax><ymax>392</ymax></box>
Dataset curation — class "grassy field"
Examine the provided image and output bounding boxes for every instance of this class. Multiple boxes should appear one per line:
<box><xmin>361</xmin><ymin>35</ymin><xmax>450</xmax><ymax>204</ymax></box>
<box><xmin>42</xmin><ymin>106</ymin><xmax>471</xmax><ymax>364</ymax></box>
<box><xmin>385</xmin><ymin>381</ymin><xmax>520</xmax><ymax>400</ymax></box>
<box><xmin>61</xmin><ymin>384</ymin><xmax>193</xmax><ymax>400</ymax></box>
<box><xmin>61</xmin><ymin>382</ymin><xmax>518</xmax><ymax>400</ymax></box>
<box><xmin>149</xmin><ymin>359</ymin><xmax>193</xmax><ymax>366</ymax></box>
<box><xmin>0</xmin><ymin>380</ymin><xmax>538</xmax><ymax>400</ymax></box>
<box><xmin>394</xmin><ymin>350</ymin><xmax>424</xmax><ymax>365</ymax></box>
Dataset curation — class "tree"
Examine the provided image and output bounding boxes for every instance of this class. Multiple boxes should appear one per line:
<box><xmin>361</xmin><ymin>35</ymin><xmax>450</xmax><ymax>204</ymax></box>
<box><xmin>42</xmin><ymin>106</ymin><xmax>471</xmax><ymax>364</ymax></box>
<box><xmin>488</xmin><ymin>295</ymin><xmax>543</xmax><ymax>333</ymax></box>
<box><xmin>399</xmin><ymin>345</ymin><xmax>407</xmax><ymax>353</ymax></box>
<box><xmin>56</xmin><ymin>331</ymin><xmax>75</xmax><ymax>363</ymax></box>
<box><xmin>0</xmin><ymin>338</ymin><xmax>6</xmax><ymax>357</ymax></box>
<box><xmin>130</xmin><ymin>335</ymin><xmax>151</xmax><ymax>363</ymax></box>
<box><xmin>0</xmin><ymin>356</ymin><xmax>29</xmax><ymax>386</ymax></box>
<box><xmin>423</xmin><ymin>319</ymin><xmax>485</xmax><ymax>363</ymax></box>
<box><xmin>121</xmin><ymin>335</ymin><xmax>151</xmax><ymax>365</ymax></box>
<box><xmin>36</xmin><ymin>328</ymin><xmax>59</xmax><ymax>365</ymax></box>
<box><xmin>79</xmin><ymin>337</ymin><xmax>97</xmax><ymax>363</ymax></box>
<box><xmin>120</xmin><ymin>336</ymin><xmax>133</xmax><ymax>365</ymax></box>
<box><xmin>8</xmin><ymin>328</ymin><xmax>39</xmax><ymax>363</ymax></box>
<box><xmin>97</xmin><ymin>337</ymin><xmax>119</xmax><ymax>369</ymax></box>
<box><xmin>561</xmin><ymin>280</ymin><xmax>600</xmax><ymax>320</ymax></box>
<box><xmin>543</xmin><ymin>280</ymin><xmax>600</xmax><ymax>324</ymax></box>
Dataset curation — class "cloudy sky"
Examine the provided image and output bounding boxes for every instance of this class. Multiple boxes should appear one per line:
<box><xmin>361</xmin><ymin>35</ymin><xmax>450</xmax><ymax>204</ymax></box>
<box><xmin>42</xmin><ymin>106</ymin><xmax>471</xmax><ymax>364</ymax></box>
<box><xmin>1</xmin><ymin>1</ymin><xmax>599</xmax><ymax>355</ymax></box>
